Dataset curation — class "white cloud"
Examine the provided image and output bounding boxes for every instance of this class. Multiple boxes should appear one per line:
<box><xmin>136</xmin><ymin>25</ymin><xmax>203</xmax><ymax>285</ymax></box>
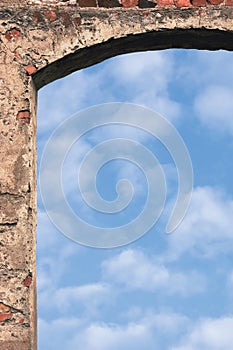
<box><xmin>36</xmin><ymin>215</ymin><xmax>82</xmax><ymax>299</ymax></box>
<box><xmin>174</xmin><ymin>50</ymin><xmax>233</xmax><ymax>93</ymax></box>
<box><xmin>37</xmin><ymin>51</ymin><xmax>182</xmax><ymax>228</ymax></box>
<box><xmin>38</xmin><ymin>272</ymin><xmax>114</xmax><ymax>318</ymax></box>
<box><xmin>107</xmin><ymin>51</ymin><xmax>181</xmax><ymax>121</ymax></box>
<box><xmin>72</xmin><ymin>321</ymin><xmax>153</xmax><ymax>350</ymax></box>
<box><xmin>164</xmin><ymin>186</ymin><xmax>233</xmax><ymax>261</ymax></box>
<box><xmin>37</xmin><ymin>68</ymin><xmax>110</xmax><ymax>135</ymax></box>
<box><xmin>38</xmin><ymin>317</ymin><xmax>84</xmax><ymax>350</ymax></box>
<box><xmin>194</xmin><ymin>85</ymin><xmax>233</xmax><ymax>134</ymax></box>
<box><xmin>102</xmin><ymin>249</ymin><xmax>169</xmax><ymax>291</ymax></box>
<box><xmin>53</xmin><ymin>283</ymin><xmax>113</xmax><ymax>315</ymax></box>
<box><xmin>39</xmin><ymin>312</ymin><xmax>233</xmax><ymax>350</ymax></box>
<box><xmin>102</xmin><ymin>249</ymin><xmax>205</xmax><ymax>296</ymax></box>
<box><xmin>36</xmin><ymin>210</ymin><xmax>59</xmax><ymax>251</ymax></box>
<box><xmin>39</xmin><ymin>311</ymin><xmax>189</xmax><ymax>350</ymax></box>
<box><xmin>109</xmin><ymin>51</ymin><xmax>172</xmax><ymax>84</ymax></box>
<box><xmin>173</xmin><ymin>316</ymin><xmax>233</xmax><ymax>350</ymax></box>
<box><xmin>171</xmin><ymin>50</ymin><xmax>233</xmax><ymax>134</ymax></box>
<box><xmin>37</xmin><ymin>50</ymin><xmax>181</xmax><ymax>146</ymax></box>
<box><xmin>194</xmin><ymin>51</ymin><xmax>233</xmax><ymax>89</ymax></box>
<box><xmin>37</xmin><ymin>241</ymin><xmax>79</xmax><ymax>292</ymax></box>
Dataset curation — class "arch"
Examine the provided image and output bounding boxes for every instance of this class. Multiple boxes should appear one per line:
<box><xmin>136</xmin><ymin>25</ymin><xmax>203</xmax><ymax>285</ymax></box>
<box><xmin>0</xmin><ymin>1</ymin><xmax>233</xmax><ymax>349</ymax></box>
<box><xmin>34</xmin><ymin>28</ymin><xmax>233</xmax><ymax>89</ymax></box>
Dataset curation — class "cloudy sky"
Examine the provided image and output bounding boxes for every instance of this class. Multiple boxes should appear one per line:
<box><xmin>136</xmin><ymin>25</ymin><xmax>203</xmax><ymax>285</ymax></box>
<box><xmin>37</xmin><ymin>48</ymin><xmax>233</xmax><ymax>349</ymax></box>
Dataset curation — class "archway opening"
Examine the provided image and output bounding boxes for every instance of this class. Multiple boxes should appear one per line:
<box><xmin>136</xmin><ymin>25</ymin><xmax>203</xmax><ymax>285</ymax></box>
<box><xmin>36</xmin><ymin>47</ymin><xmax>233</xmax><ymax>349</ymax></box>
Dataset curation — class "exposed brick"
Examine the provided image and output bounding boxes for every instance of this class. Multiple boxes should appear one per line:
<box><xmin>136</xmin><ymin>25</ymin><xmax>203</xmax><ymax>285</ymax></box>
<box><xmin>17</xmin><ymin>110</ymin><xmax>31</xmax><ymax>124</ymax></box>
<box><xmin>24</xmin><ymin>65</ymin><xmax>37</xmax><ymax>75</ymax></box>
<box><xmin>5</xmin><ymin>32</ymin><xmax>12</xmax><ymax>41</ymax></box>
<box><xmin>175</xmin><ymin>0</ymin><xmax>191</xmax><ymax>6</ymax></box>
<box><xmin>157</xmin><ymin>0</ymin><xmax>174</xmax><ymax>4</ymax></box>
<box><xmin>44</xmin><ymin>10</ymin><xmax>57</xmax><ymax>22</ymax></box>
<box><xmin>208</xmin><ymin>0</ymin><xmax>223</xmax><ymax>3</ymax></box>
<box><xmin>98</xmin><ymin>0</ymin><xmax>121</xmax><ymax>6</ymax></box>
<box><xmin>23</xmin><ymin>274</ymin><xmax>32</xmax><ymax>287</ymax></box>
<box><xmin>79</xmin><ymin>0</ymin><xmax>97</xmax><ymax>6</ymax></box>
<box><xmin>192</xmin><ymin>0</ymin><xmax>206</xmax><ymax>5</ymax></box>
<box><xmin>17</xmin><ymin>110</ymin><xmax>30</xmax><ymax>119</ymax></box>
<box><xmin>0</xmin><ymin>313</ymin><xmax>13</xmax><ymax>322</ymax></box>
<box><xmin>121</xmin><ymin>0</ymin><xmax>139</xmax><ymax>7</ymax></box>
<box><xmin>226</xmin><ymin>0</ymin><xmax>233</xmax><ymax>5</ymax></box>
<box><xmin>19</xmin><ymin>317</ymin><xmax>24</xmax><ymax>324</ymax></box>
<box><xmin>5</xmin><ymin>29</ymin><xmax>21</xmax><ymax>41</ymax></box>
<box><xmin>11</xmin><ymin>29</ymin><xmax>21</xmax><ymax>38</ymax></box>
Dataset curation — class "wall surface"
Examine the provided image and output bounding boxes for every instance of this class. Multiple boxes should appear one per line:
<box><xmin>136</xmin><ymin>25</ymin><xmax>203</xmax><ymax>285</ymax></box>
<box><xmin>0</xmin><ymin>1</ymin><xmax>233</xmax><ymax>349</ymax></box>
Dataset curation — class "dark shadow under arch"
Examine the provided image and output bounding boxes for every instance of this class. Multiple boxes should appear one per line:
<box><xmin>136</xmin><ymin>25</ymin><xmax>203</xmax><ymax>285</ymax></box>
<box><xmin>34</xmin><ymin>28</ymin><xmax>233</xmax><ymax>90</ymax></box>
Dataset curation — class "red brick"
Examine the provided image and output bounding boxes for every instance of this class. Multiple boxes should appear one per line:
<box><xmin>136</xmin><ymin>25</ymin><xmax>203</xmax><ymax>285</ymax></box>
<box><xmin>121</xmin><ymin>0</ymin><xmax>138</xmax><ymax>7</ymax></box>
<box><xmin>23</xmin><ymin>275</ymin><xmax>32</xmax><ymax>287</ymax></box>
<box><xmin>5</xmin><ymin>32</ymin><xmax>12</xmax><ymax>41</ymax></box>
<box><xmin>11</xmin><ymin>29</ymin><xmax>21</xmax><ymax>39</ymax></box>
<box><xmin>17</xmin><ymin>111</ymin><xmax>30</xmax><ymax>119</ymax></box>
<box><xmin>17</xmin><ymin>110</ymin><xmax>31</xmax><ymax>124</ymax></box>
<box><xmin>192</xmin><ymin>0</ymin><xmax>206</xmax><ymax>5</ymax></box>
<box><xmin>19</xmin><ymin>318</ymin><xmax>24</xmax><ymax>324</ymax></box>
<box><xmin>175</xmin><ymin>0</ymin><xmax>191</xmax><ymax>6</ymax></box>
<box><xmin>5</xmin><ymin>29</ymin><xmax>21</xmax><ymax>41</ymax></box>
<box><xmin>24</xmin><ymin>65</ymin><xmax>37</xmax><ymax>75</ymax></box>
<box><xmin>0</xmin><ymin>313</ymin><xmax>13</xmax><ymax>322</ymax></box>
<box><xmin>226</xmin><ymin>0</ymin><xmax>233</xmax><ymax>5</ymax></box>
<box><xmin>208</xmin><ymin>0</ymin><xmax>223</xmax><ymax>3</ymax></box>
<box><xmin>44</xmin><ymin>11</ymin><xmax>57</xmax><ymax>22</ymax></box>
<box><xmin>157</xmin><ymin>0</ymin><xmax>174</xmax><ymax>5</ymax></box>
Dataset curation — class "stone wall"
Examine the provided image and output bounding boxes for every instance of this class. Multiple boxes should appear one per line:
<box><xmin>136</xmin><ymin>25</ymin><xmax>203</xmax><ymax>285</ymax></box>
<box><xmin>0</xmin><ymin>1</ymin><xmax>233</xmax><ymax>349</ymax></box>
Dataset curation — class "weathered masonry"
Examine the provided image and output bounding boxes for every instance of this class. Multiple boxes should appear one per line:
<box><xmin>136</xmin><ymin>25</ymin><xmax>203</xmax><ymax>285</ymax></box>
<box><xmin>0</xmin><ymin>0</ymin><xmax>233</xmax><ymax>349</ymax></box>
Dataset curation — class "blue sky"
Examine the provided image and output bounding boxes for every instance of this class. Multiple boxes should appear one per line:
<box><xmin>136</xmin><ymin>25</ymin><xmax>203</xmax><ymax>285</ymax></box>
<box><xmin>37</xmin><ymin>48</ymin><xmax>233</xmax><ymax>349</ymax></box>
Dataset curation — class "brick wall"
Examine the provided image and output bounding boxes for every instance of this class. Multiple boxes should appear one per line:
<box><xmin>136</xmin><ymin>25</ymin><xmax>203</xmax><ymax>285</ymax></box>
<box><xmin>28</xmin><ymin>0</ymin><xmax>233</xmax><ymax>7</ymax></box>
